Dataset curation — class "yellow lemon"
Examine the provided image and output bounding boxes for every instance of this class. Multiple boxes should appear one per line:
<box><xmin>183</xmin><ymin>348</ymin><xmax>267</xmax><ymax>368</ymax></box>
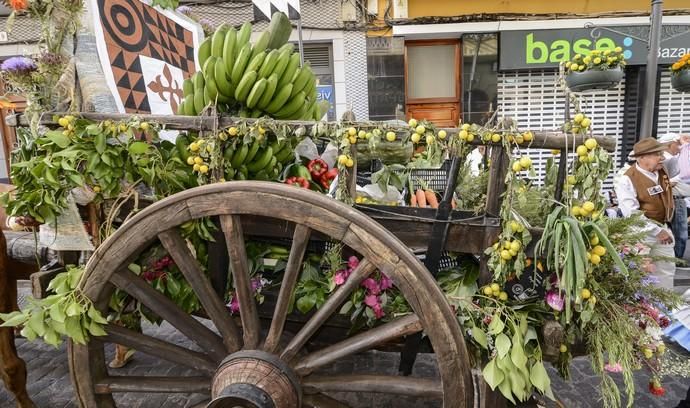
<box><xmin>490</xmin><ymin>283</ymin><xmax>500</xmax><ymax>292</ymax></box>
<box><xmin>187</xmin><ymin>156</ymin><xmax>195</xmax><ymax>166</ymax></box>
<box><xmin>643</xmin><ymin>348</ymin><xmax>654</xmax><ymax>359</ymax></box>
<box><xmin>459</xmin><ymin>130</ymin><xmax>468</xmax><ymax>140</ymax></box>
<box><xmin>500</xmin><ymin>250</ymin><xmax>512</xmax><ymax>260</ymax></box>
<box><xmin>348</xmin><ymin>127</ymin><xmax>357</xmax><ymax>136</ymax></box>
<box><xmin>512</xmin><ymin>161</ymin><xmax>522</xmax><ymax>172</ymax></box>
<box><xmin>581</xmin><ymin>118</ymin><xmax>592</xmax><ymax>128</ymax></box>
<box><xmin>349</xmin><ymin>136</ymin><xmax>357</xmax><ymax>144</ymax></box>
<box><xmin>206</xmin><ymin>144</ymin><xmax>214</xmax><ymax>153</ymax></box>
<box><xmin>584</xmin><ymin>138</ymin><xmax>598</xmax><ymax>150</ymax></box>
<box><xmin>438</xmin><ymin>130</ymin><xmax>447</xmax><ymax>140</ymax></box>
<box><xmin>581</xmin><ymin>288</ymin><xmax>591</xmax><ymax>299</ymax></box>
<box><xmin>93</xmin><ymin>186</ymin><xmax>101</xmax><ymax>193</ymax></box>
<box><xmin>218</xmin><ymin>132</ymin><xmax>228</xmax><ymax>141</ymax></box>
<box><xmin>461</xmin><ymin>123</ymin><xmax>470</xmax><ymax>130</ymax></box>
<box><xmin>426</xmin><ymin>135</ymin><xmax>435</xmax><ymax>145</ymax></box>
<box><xmin>199</xmin><ymin>165</ymin><xmax>209</xmax><ymax>174</ymax></box>
<box><xmin>415</xmin><ymin>125</ymin><xmax>426</xmax><ymax>135</ymax></box>
<box><xmin>510</xmin><ymin>240</ymin><xmax>521</xmax><ymax>252</ymax></box>
<box><xmin>523</xmin><ymin>131</ymin><xmax>533</xmax><ymax>141</ymax></box>
<box><xmin>189</xmin><ymin>142</ymin><xmax>200</xmax><ymax>152</ymax></box>
<box><xmin>571</xmin><ymin>206</ymin><xmax>582</xmax><ymax>216</ymax></box>
<box><xmin>590</xmin><ymin>254</ymin><xmax>601</xmax><ymax>265</ymax></box>
<box><xmin>467</xmin><ymin>134</ymin><xmax>475</xmax><ymax>142</ymax></box>
<box><xmin>408</xmin><ymin>118</ymin><xmax>418</xmax><ymax>128</ymax></box>
<box><xmin>58</xmin><ymin>117</ymin><xmax>70</xmax><ymax>128</ymax></box>
<box><xmin>560</xmin><ymin>344</ymin><xmax>568</xmax><ymax>353</ymax></box>
<box><xmin>338</xmin><ymin>154</ymin><xmax>349</xmax><ymax>165</ymax></box>
<box><xmin>589</xmin><ymin>235</ymin><xmax>599</xmax><ymax>246</ymax></box>
<box><xmin>483</xmin><ymin>286</ymin><xmax>493</xmax><ymax>296</ymax></box>
<box><xmin>498</xmin><ymin>292</ymin><xmax>508</xmax><ymax>301</ymax></box>
<box><xmin>345</xmin><ymin>158</ymin><xmax>354</xmax><ymax>168</ymax></box>
<box><xmin>574</xmin><ymin>113</ymin><xmax>585</xmax><ymax>123</ymax></box>
<box><xmin>193</xmin><ymin>163</ymin><xmax>201</xmax><ymax>172</ymax></box>
<box><xmin>515</xmin><ymin>135</ymin><xmax>525</xmax><ymax>144</ymax></box>
<box><xmin>582</xmin><ymin>201</ymin><xmax>595</xmax><ymax>212</ymax></box>
<box><xmin>358</xmin><ymin>130</ymin><xmax>367</xmax><ymax>139</ymax></box>
<box><xmin>589</xmin><ymin>295</ymin><xmax>597</xmax><ymax>305</ymax></box>
<box><xmin>365</xmin><ymin>132</ymin><xmax>372</xmax><ymax>139</ymax></box>
<box><xmin>140</xmin><ymin>122</ymin><xmax>150</xmax><ymax>130</ymax></box>
<box><xmin>576</xmin><ymin>145</ymin><xmax>589</xmax><ymax>156</ymax></box>
<box><xmin>492</xmin><ymin>289</ymin><xmax>500</xmax><ymax>297</ymax></box>
<box><xmin>411</xmin><ymin>133</ymin><xmax>421</xmax><ymax>143</ymax></box>
<box><xmin>194</xmin><ymin>156</ymin><xmax>204</xmax><ymax>165</ymax></box>
<box><xmin>519</xmin><ymin>156</ymin><xmax>532</xmax><ymax>168</ymax></box>
<box><xmin>491</xmin><ymin>133</ymin><xmax>502</xmax><ymax>143</ymax></box>
<box><xmin>592</xmin><ymin>245</ymin><xmax>606</xmax><ymax>256</ymax></box>
<box><xmin>227</xmin><ymin>127</ymin><xmax>238</xmax><ymax>136</ymax></box>
<box><xmin>385</xmin><ymin>131</ymin><xmax>396</xmax><ymax>142</ymax></box>
<box><xmin>567</xmin><ymin>175</ymin><xmax>577</xmax><ymax>185</ymax></box>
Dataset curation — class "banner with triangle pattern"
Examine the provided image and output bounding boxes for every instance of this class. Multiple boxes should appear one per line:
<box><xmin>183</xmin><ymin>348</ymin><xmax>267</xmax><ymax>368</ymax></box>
<box><xmin>90</xmin><ymin>0</ymin><xmax>203</xmax><ymax>114</ymax></box>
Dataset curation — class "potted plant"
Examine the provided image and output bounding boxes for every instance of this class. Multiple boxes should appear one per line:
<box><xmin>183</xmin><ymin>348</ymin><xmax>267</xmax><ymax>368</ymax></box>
<box><xmin>671</xmin><ymin>54</ymin><xmax>690</xmax><ymax>92</ymax></box>
<box><xmin>564</xmin><ymin>47</ymin><xmax>626</xmax><ymax>92</ymax></box>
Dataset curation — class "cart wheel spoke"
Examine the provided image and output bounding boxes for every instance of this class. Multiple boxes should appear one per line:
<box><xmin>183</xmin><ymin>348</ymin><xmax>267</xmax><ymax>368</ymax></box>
<box><xmin>293</xmin><ymin>314</ymin><xmax>422</xmax><ymax>376</ymax></box>
<box><xmin>159</xmin><ymin>228</ymin><xmax>242</xmax><ymax>353</ymax></box>
<box><xmin>103</xmin><ymin>324</ymin><xmax>216</xmax><ymax>374</ymax></box>
<box><xmin>303</xmin><ymin>393</ymin><xmax>353</xmax><ymax>408</ymax></box>
<box><xmin>94</xmin><ymin>376</ymin><xmax>211</xmax><ymax>394</ymax></box>
<box><xmin>110</xmin><ymin>269</ymin><xmax>226</xmax><ymax>362</ymax></box>
<box><xmin>220</xmin><ymin>214</ymin><xmax>261</xmax><ymax>349</ymax></box>
<box><xmin>303</xmin><ymin>374</ymin><xmax>442</xmax><ymax>399</ymax></box>
<box><xmin>263</xmin><ymin>224</ymin><xmax>312</xmax><ymax>353</ymax></box>
<box><xmin>280</xmin><ymin>257</ymin><xmax>376</xmax><ymax>362</ymax></box>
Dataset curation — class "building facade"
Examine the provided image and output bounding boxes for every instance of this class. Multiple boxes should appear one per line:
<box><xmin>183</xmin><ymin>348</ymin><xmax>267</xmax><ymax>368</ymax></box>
<box><xmin>366</xmin><ymin>0</ymin><xmax>690</xmax><ymax>184</ymax></box>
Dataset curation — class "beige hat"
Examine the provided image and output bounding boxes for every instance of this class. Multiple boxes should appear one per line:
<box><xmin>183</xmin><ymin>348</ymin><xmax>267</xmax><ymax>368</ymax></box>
<box><xmin>631</xmin><ymin>138</ymin><xmax>667</xmax><ymax>158</ymax></box>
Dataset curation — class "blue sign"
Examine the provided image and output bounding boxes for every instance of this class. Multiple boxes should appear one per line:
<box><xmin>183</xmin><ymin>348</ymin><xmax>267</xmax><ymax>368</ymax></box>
<box><xmin>316</xmin><ymin>85</ymin><xmax>335</xmax><ymax>118</ymax></box>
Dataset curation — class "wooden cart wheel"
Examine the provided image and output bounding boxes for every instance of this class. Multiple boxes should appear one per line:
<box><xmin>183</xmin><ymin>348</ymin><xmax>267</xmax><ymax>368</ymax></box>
<box><xmin>68</xmin><ymin>181</ymin><xmax>473</xmax><ymax>407</ymax></box>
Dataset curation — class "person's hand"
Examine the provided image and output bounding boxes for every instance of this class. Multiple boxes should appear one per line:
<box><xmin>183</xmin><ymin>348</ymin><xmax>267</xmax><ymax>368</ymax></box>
<box><xmin>657</xmin><ymin>229</ymin><xmax>674</xmax><ymax>245</ymax></box>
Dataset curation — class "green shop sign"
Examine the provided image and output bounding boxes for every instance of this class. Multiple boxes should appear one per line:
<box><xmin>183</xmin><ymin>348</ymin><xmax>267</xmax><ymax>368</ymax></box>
<box><xmin>499</xmin><ymin>26</ymin><xmax>690</xmax><ymax>70</ymax></box>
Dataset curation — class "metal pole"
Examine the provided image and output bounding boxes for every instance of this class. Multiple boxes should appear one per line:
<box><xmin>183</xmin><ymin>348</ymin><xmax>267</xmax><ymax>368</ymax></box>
<box><xmin>640</xmin><ymin>0</ymin><xmax>663</xmax><ymax>139</ymax></box>
<box><xmin>296</xmin><ymin>17</ymin><xmax>305</xmax><ymax>67</ymax></box>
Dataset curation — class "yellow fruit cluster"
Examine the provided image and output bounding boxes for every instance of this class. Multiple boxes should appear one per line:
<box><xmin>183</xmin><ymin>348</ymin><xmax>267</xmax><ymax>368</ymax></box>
<box><xmin>493</xmin><ymin>239</ymin><xmax>522</xmax><ymax>260</ymax></box>
<box><xmin>571</xmin><ymin>200</ymin><xmax>600</xmax><ymax>220</ymax></box>
<box><xmin>509</xmin><ymin>220</ymin><xmax>525</xmax><ymax>233</ymax></box>
<box><xmin>511</xmin><ymin>156</ymin><xmax>532</xmax><ymax>172</ymax></box>
<box><xmin>187</xmin><ymin>140</ymin><xmax>212</xmax><ymax>174</ymax></box>
<box><xmin>337</xmin><ymin>154</ymin><xmax>354</xmax><ymax>168</ymax></box>
<box><xmin>671</xmin><ymin>54</ymin><xmax>690</xmax><ymax>72</ymax></box>
<box><xmin>575</xmin><ymin>138</ymin><xmax>598</xmax><ymax>163</ymax></box>
<box><xmin>505</xmin><ymin>131</ymin><xmax>533</xmax><ymax>145</ymax></box>
<box><xmin>458</xmin><ymin>123</ymin><xmax>476</xmax><ymax>142</ymax></box>
<box><xmin>585</xmin><ymin>243</ymin><xmax>607</xmax><ymax>265</ymax></box>
<box><xmin>58</xmin><ymin>115</ymin><xmax>77</xmax><ymax>136</ymax></box>
<box><xmin>481</xmin><ymin>282</ymin><xmax>509</xmax><ymax>301</ymax></box>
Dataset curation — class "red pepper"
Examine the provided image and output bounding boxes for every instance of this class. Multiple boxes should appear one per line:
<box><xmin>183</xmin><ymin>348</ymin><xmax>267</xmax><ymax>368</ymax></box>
<box><xmin>320</xmin><ymin>168</ymin><xmax>338</xmax><ymax>189</ymax></box>
<box><xmin>285</xmin><ymin>176</ymin><xmax>310</xmax><ymax>189</ymax></box>
<box><xmin>307</xmin><ymin>158</ymin><xmax>328</xmax><ymax>180</ymax></box>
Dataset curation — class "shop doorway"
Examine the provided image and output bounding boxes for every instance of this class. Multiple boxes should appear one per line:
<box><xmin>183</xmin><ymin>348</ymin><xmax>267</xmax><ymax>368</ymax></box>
<box><xmin>404</xmin><ymin>39</ymin><xmax>461</xmax><ymax>127</ymax></box>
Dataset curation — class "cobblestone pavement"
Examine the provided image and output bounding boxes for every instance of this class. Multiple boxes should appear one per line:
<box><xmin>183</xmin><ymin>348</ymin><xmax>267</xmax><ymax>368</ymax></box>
<box><xmin>1</xmin><ymin>283</ymin><xmax>689</xmax><ymax>407</ymax></box>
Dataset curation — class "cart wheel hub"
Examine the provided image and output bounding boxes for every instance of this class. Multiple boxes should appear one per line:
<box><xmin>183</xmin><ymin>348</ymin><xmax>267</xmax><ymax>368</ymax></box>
<box><xmin>207</xmin><ymin>350</ymin><xmax>301</xmax><ymax>408</ymax></box>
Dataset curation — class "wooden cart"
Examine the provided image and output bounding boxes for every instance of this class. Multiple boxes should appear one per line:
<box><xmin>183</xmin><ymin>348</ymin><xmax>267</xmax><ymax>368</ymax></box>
<box><xmin>9</xmin><ymin>113</ymin><xmax>616</xmax><ymax>408</ymax></box>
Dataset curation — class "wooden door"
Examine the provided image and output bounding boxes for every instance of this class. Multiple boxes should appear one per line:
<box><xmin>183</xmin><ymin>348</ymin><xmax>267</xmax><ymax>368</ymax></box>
<box><xmin>404</xmin><ymin>39</ymin><xmax>461</xmax><ymax>127</ymax></box>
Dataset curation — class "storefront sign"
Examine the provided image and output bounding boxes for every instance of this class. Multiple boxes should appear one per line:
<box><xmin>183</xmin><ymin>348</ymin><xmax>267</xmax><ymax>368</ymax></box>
<box><xmin>316</xmin><ymin>84</ymin><xmax>335</xmax><ymax>119</ymax></box>
<box><xmin>499</xmin><ymin>27</ymin><xmax>690</xmax><ymax>70</ymax></box>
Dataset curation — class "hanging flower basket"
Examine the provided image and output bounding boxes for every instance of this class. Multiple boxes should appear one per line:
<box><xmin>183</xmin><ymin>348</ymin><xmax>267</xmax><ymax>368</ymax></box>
<box><xmin>672</xmin><ymin>70</ymin><xmax>690</xmax><ymax>93</ymax></box>
<box><xmin>566</xmin><ymin>67</ymin><xmax>624</xmax><ymax>92</ymax></box>
<box><xmin>563</xmin><ymin>48</ymin><xmax>626</xmax><ymax>92</ymax></box>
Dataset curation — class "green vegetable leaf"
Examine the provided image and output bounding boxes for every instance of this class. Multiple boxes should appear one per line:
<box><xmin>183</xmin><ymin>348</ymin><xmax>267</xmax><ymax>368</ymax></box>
<box><xmin>95</xmin><ymin>132</ymin><xmax>106</xmax><ymax>154</ymax></box>
<box><xmin>0</xmin><ymin>311</ymin><xmax>28</xmax><ymax>327</ymax></box>
<box><xmin>530</xmin><ymin>360</ymin><xmax>555</xmax><ymax>400</ymax></box>
<box><xmin>495</xmin><ymin>332</ymin><xmax>511</xmax><ymax>359</ymax></box>
<box><xmin>488</xmin><ymin>314</ymin><xmax>505</xmax><ymax>335</ymax></box>
<box><xmin>45</xmin><ymin>130</ymin><xmax>71</xmax><ymax>148</ymax></box>
<box><xmin>129</xmin><ymin>141</ymin><xmax>149</xmax><ymax>154</ymax></box>
<box><xmin>482</xmin><ymin>358</ymin><xmax>505</xmax><ymax>391</ymax></box>
<box><xmin>296</xmin><ymin>294</ymin><xmax>316</xmax><ymax>314</ymax></box>
<box><xmin>471</xmin><ymin>325</ymin><xmax>488</xmax><ymax>349</ymax></box>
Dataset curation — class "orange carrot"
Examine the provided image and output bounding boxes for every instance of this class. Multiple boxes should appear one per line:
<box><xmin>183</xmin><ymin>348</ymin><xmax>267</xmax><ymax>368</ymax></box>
<box><xmin>425</xmin><ymin>190</ymin><xmax>439</xmax><ymax>209</ymax></box>
<box><xmin>416</xmin><ymin>189</ymin><xmax>427</xmax><ymax>207</ymax></box>
<box><xmin>410</xmin><ymin>192</ymin><xmax>417</xmax><ymax>207</ymax></box>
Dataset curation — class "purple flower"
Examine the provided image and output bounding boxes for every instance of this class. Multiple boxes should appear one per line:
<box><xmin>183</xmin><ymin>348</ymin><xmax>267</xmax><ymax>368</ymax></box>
<box><xmin>605</xmin><ymin>362</ymin><xmax>623</xmax><ymax>373</ymax></box>
<box><xmin>641</xmin><ymin>275</ymin><xmax>660</xmax><ymax>286</ymax></box>
<box><xmin>250</xmin><ymin>276</ymin><xmax>265</xmax><ymax>291</ymax></box>
<box><xmin>1</xmin><ymin>57</ymin><xmax>37</xmax><ymax>75</ymax></box>
<box><xmin>199</xmin><ymin>18</ymin><xmax>215</xmax><ymax>33</ymax></box>
<box><xmin>545</xmin><ymin>290</ymin><xmax>564</xmax><ymax>311</ymax></box>
<box><xmin>628</xmin><ymin>261</ymin><xmax>637</xmax><ymax>269</ymax></box>
<box><xmin>372</xmin><ymin>303</ymin><xmax>385</xmax><ymax>319</ymax></box>
<box><xmin>175</xmin><ymin>5</ymin><xmax>192</xmax><ymax>14</ymax></box>
<box><xmin>227</xmin><ymin>296</ymin><xmax>239</xmax><ymax>314</ymax></box>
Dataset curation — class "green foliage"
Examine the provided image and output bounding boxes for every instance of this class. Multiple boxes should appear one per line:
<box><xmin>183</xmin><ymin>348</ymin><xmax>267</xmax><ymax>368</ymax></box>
<box><xmin>454</xmin><ymin>160</ymin><xmax>488</xmax><ymax>214</ymax></box>
<box><xmin>0</xmin><ymin>266</ymin><xmax>107</xmax><ymax>347</ymax></box>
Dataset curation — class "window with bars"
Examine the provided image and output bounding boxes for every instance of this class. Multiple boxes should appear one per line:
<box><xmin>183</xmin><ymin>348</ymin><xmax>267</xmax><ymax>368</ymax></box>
<box><xmin>497</xmin><ymin>69</ymin><xmax>626</xmax><ymax>191</ymax></box>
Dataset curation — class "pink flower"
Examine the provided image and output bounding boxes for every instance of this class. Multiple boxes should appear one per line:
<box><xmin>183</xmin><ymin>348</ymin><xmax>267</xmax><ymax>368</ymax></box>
<box><xmin>348</xmin><ymin>256</ymin><xmax>360</xmax><ymax>269</ymax></box>
<box><xmin>641</xmin><ymin>258</ymin><xmax>655</xmax><ymax>274</ymax></box>
<box><xmin>545</xmin><ymin>290</ymin><xmax>564</xmax><ymax>311</ymax></box>
<box><xmin>334</xmin><ymin>269</ymin><xmax>349</xmax><ymax>285</ymax></box>
<box><xmin>372</xmin><ymin>303</ymin><xmax>385</xmax><ymax>319</ymax></box>
<box><xmin>227</xmin><ymin>296</ymin><xmax>239</xmax><ymax>314</ymax></box>
<box><xmin>605</xmin><ymin>362</ymin><xmax>623</xmax><ymax>373</ymax></box>
<box><xmin>380</xmin><ymin>274</ymin><xmax>393</xmax><ymax>290</ymax></box>
<box><xmin>364</xmin><ymin>294</ymin><xmax>379</xmax><ymax>308</ymax></box>
<box><xmin>621</xmin><ymin>245</ymin><xmax>631</xmax><ymax>255</ymax></box>
<box><xmin>361</xmin><ymin>278</ymin><xmax>381</xmax><ymax>295</ymax></box>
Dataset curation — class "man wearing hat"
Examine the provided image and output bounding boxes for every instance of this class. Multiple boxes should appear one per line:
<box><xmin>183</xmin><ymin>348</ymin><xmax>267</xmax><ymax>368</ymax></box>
<box><xmin>613</xmin><ymin>138</ymin><xmax>675</xmax><ymax>289</ymax></box>
<box><xmin>658</xmin><ymin>132</ymin><xmax>690</xmax><ymax>258</ymax></box>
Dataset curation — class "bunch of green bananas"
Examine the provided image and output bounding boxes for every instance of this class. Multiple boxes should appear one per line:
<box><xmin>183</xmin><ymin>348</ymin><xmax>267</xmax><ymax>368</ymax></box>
<box><xmin>222</xmin><ymin>136</ymin><xmax>296</xmax><ymax>181</ymax></box>
<box><xmin>178</xmin><ymin>13</ymin><xmax>324</xmax><ymax>121</ymax></box>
